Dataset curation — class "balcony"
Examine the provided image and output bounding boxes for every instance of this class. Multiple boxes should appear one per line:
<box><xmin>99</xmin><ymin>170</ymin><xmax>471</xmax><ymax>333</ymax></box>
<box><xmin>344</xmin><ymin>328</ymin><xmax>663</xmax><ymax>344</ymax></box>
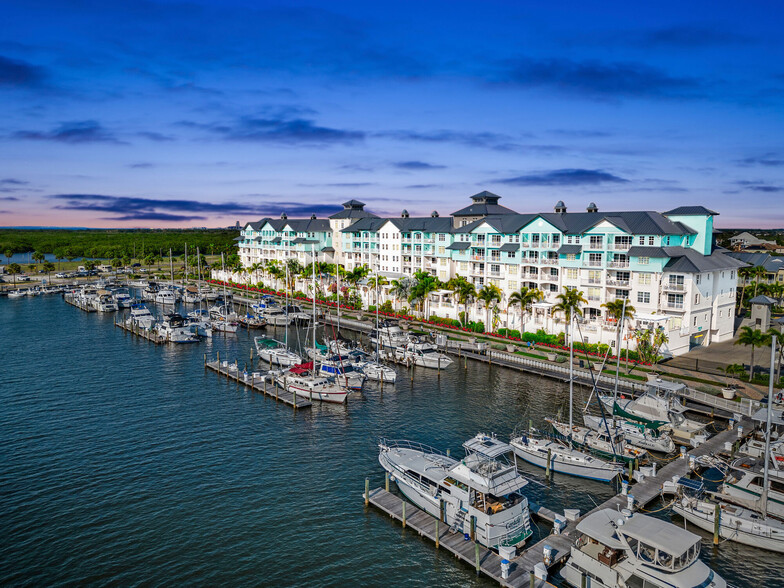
<box><xmin>540</xmin><ymin>258</ymin><xmax>558</xmax><ymax>265</ymax></box>
<box><xmin>587</xmin><ymin>295</ymin><xmax>601</xmax><ymax>302</ymax></box>
<box><xmin>609</xmin><ymin>242</ymin><xmax>632</xmax><ymax>251</ymax></box>
<box><xmin>663</xmin><ymin>283</ymin><xmax>685</xmax><ymax>292</ymax></box>
<box><xmin>522</xmin><ymin>272</ymin><xmax>539</xmax><ymax>280</ymax></box>
<box><xmin>582</xmin><ymin>259</ymin><xmax>604</xmax><ymax>268</ymax></box>
<box><xmin>606</xmin><ymin>279</ymin><xmax>630</xmax><ymax>287</ymax></box>
<box><xmin>666</xmin><ymin>301</ymin><xmax>685</xmax><ymax>310</ymax></box>
<box><xmin>489</xmin><ymin>271</ymin><xmax>502</xmax><ymax>278</ymax></box>
<box><xmin>581</xmin><ymin>278</ymin><xmax>602</xmax><ymax>285</ymax></box>
<box><xmin>471</xmin><ymin>255</ymin><xmax>486</xmax><ymax>261</ymax></box>
<box><xmin>521</xmin><ymin>242</ymin><xmax>531</xmax><ymax>248</ymax></box>
<box><xmin>540</xmin><ymin>274</ymin><xmax>558</xmax><ymax>282</ymax></box>
<box><xmin>607</xmin><ymin>261</ymin><xmax>630</xmax><ymax>268</ymax></box>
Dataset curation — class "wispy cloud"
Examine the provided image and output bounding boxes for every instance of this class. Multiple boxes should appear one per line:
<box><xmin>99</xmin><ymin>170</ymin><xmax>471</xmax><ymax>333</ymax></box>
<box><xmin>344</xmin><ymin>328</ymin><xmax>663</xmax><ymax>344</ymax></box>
<box><xmin>378</xmin><ymin>129</ymin><xmax>523</xmax><ymax>151</ymax></box>
<box><xmin>0</xmin><ymin>55</ymin><xmax>46</xmax><ymax>87</ymax></box>
<box><xmin>393</xmin><ymin>160</ymin><xmax>446</xmax><ymax>170</ymax></box>
<box><xmin>405</xmin><ymin>184</ymin><xmax>442</xmax><ymax>189</ymax></box>
<box><xmin>494</xmin><ymin>168</ymin><xmax>628</xmax><ymax>186</ymax></box>
<box><xmin>14</xmin><ymin>120</ymin><xmax>124</xmax><ymax>144</ymax></box>
<box><xmin>136</xmin><ymin>131</ymin><xmax>174</xmax><ymax>142</ymax></box>
<box><xmin>0</xmin><ymin>196</ymin><xmax>20</xmax><ymax>201</ymax></box>
<box><xmin>50</xmin><ymin>193</ymin><xmax>342</xmax><ymax>221</ymax></box>
<box><xmin>182</xmin><ymin>116</ymin><xmax>365</xmax><ymax>145</ymax></box>
<box><xmin>735</xmin><ymin>180</ymin><xmax>784</xmax><ymax>193</ymax></box>
<box><xmin>737</xmin><ymin>153</ymin><xmax>784</xmax><ymax>167</ymax></box>
<box><xmin>638</xmin><ymin>26</ymin><xmax>751</xmax><ymax>48</ymax></box>
<box><xmin>496</xmin><ymin>57</ymin><xmax>703</xmax><ymax>100</ymax></box>
<box><xmin>127</xmin><ymin>162</ymin><xmax>155</xmax><ymax>169</ymax></box>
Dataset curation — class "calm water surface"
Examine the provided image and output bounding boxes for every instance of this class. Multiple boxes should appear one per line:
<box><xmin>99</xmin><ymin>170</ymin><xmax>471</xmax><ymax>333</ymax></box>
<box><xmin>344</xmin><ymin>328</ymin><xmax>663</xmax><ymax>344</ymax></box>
<box><xmin>0</xmin><ymin>296</ymin><xmax>777</xmax><ymax>586</ymax></box>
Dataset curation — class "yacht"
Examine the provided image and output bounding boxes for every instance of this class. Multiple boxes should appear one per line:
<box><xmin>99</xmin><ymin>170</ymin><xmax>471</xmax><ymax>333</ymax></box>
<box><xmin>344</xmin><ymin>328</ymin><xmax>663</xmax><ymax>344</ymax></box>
<box><xmin>155</xmin><ymin>289</ymin><xmax>177</xmax><ymax>305</ymax></box>
<box><xmin>186</xmin><ymin>309</ymin><xmax>213</xmax><ymax>337</ymax></box>
<box><xmin>261</xmin><ymin>305</ymin><xmax>291</xmax><ymax>326</ymax></box>
<box><xmin>254</xmin><ymin>336</ymin><xmax>302</xmax><ymax>367</ymax></box>
<box><xmin>394</xmin><ymin>337</ymin><xmax>453</xmax><ymax>369</ymax></box>
<box><xmin>284</xmin><ymin>304</ymin><xmax>311</xmax><ymax>324</ymax></box>
<box><xmin>182</xmin><ymin>285</ymin><xmax>203</xmax><ymax>304</ymax></box>
<box><xmin>583</xmin><ymin>415</ymin><xmax>676</xmax><ymax>454</ymax></box>
<box><xmin>378</xmin><ymin>436</ymin><xmax>533</xmax><ymax>550</ymax></box>
<box><xmin>549</xmin><ymin>419</ymin><xmax>649</xmax><ymax>464</ymax></box>
<box><xmin>356</xmin><ymin>359</ymin><xmax>397</xmax><ymax>383</ymax></box>
<box><xmin>561</xmin><ymin>508</ymin><xmax>726</xmax><ymax>587</ymax></box>
<box><xmin>113</xmin><ymin>288</ymin><xmax>135</xmax><ymax>308</ymax></box>
<box><xmin>141</xmin><ymin>281</ymin><xmax>159</xmax><ymax>301</ymax></box>
<box><xmin>93</xmin><ymin>289</ymin><xmax>118</xmax><ymax>312</ymax></box>
<box><xmin>238</xmin><ymin>312</ymin><xmax>267</xmax><ymax>329</ymax></box>
<box><xmin>278</xmin><ymin>362</ymin><xmax>348</xmax><ymax>404</ymax></box>
<box><xmin>26</xmin><ymin>287</ymin><xmax>41</xmax><ymax>297</ymax></box>
<box><xmin>720</xmin><ymin>456</ymin><xmax>784</xmax><ymax>519</ymax></box>
<box><xmin>7</xmin><ymin>290</ymin><xmax>25</xmax><ymax>299</ymax></box>
<box><xmin>600</xmin><ymin>379</ymin><xmax>708</xmax><ymax>443</ymax></box>
<box><xmin>156</xmin><ymin>313</ymin><xmax>199</xmax><ymax>343</ymax></box>
<box><xmin>126</xmin><ymin>304</ymin><xmax>156</xmax><ymax>329</ymax></box>
<box><xmin>369</xmin><ymin>319</ymin><xmax>407</xmax><ymax>349</ymax></box>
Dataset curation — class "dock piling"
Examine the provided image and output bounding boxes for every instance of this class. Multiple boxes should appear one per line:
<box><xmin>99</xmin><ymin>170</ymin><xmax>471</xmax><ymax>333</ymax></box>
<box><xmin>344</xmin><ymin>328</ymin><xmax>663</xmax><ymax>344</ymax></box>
<box><xmin>385</xmin><ymin>472</ymin><xmax>389</xmax><ymax>492</ymax></box>
<box><xmin>365</xmin><ymin>478</ymin><xmax>369</xmax><ymax>506</ymax></box>
<box><xmin>470</xmin><ymin>515</ymin><xmax>476</xmax><ymax>541</ymax></box>
<box><xmin>474</xmin><ymin>542</ymin><xmax>480</xmax><ymax>575</ymax></box>
<box><xmin>529</xmin><ymin>571</ymin><xmax>535</xmax><ymax>588</ymax></box>
<box><xmin>402</xmin><ymin>500</ymin><xmax>406</xmax><ymax>528</ymax></box>
<box><xmin>435</xmin><ymin>518</ymin><xmax>439</xmax><ymax>548</ymax></box>
<box><xmin>546</xmin><ymin>448</ymin><xmax>552</xmax><ymax>481</ymax></box>
<box><xmin>713</xmin><ymin>503</ymin><xmax>721</xmax><ymax>545</ymax></box>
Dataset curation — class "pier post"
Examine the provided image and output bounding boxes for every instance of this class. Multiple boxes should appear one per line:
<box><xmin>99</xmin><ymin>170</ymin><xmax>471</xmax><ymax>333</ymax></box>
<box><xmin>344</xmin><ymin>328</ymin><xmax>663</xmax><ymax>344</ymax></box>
<box><xmin>470</xmin><ymin>515</ymin><xmax>476</xmax><ymax>541</ymax></box>
<box><xmin>217</xmin><ymin>351</ymin><xmax>220</xmax><ymax>367</ymax></box>
<box><xmin>446</xmin><ymin>448</ymin><xmax>450</xmax><ymax>457</ymax></box>
<box><xmin>529</xmin><ymin>571</ymin><xmax>535</xmax><ymax>588</ymax></box>
<box><xmin>364</xmin><ymin>478</ymin><xmax>369</xmax><ymax>506</ymax></box>
<box><xmin>628</xmin><ymin>459</ymin><xmax>633</xmax><ymax>482</ymax></box>
<box><xmin>250</xmin><ymin>347</ymin><xmax>253</xmax><ymax>363</ymax></box>
<box><xmin>440</xmin><ymin>498</ymin><xmax>445</xmax><ymax>522</ymax></box>
<box><xmin>385</xmin><ymin>472</ymin><xmax>390</xmax><ymax>492</ymax></box>
<box><xmin>402</xmin><ymin>500</ymin><xmax>406</xmax><ymax>528</ymax></box>
<box><xmin>581</xmin><ymin>572</ymin><xmax>587</xmax><ymax>588</ymax></box>
<box><xmin>474</xmin><ymin>542</ymin><xmax>480</xmax><ymax>575</ymax></box>
<box><xmin>435</xmin><ymin>518</ymin><xmax>439</xmax><ymax>548</ymax></box>
<box><xmin>713</xmin><ymin>503</ymin><xmax>721</xmax><ymax>545</ymax></box>
<box><xmin>204</xmin><ymin>353</ymin><xmax>207</xmax><ymax>367</ymax></box>
<box><xmin>546</xmin><ymin>448</ymin><xmax>552</xmax><ymax>481</ymax></box>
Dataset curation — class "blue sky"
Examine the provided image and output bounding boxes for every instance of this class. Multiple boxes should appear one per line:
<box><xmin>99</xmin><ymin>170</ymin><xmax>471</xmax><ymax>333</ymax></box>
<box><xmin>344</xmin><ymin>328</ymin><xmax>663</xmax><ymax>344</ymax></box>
<box><xmin>1</xmin><ymin>0</ymin><xmax>783</xmax><ymax>227</ymax></box>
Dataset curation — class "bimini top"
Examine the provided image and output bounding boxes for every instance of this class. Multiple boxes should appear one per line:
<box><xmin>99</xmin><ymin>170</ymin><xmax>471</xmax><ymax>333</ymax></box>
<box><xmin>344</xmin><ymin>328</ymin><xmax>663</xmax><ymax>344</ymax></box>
<box><xmin>463</xmin><ymin>433</ymin><xmax>515</xmax><ymax>460</ymax></box>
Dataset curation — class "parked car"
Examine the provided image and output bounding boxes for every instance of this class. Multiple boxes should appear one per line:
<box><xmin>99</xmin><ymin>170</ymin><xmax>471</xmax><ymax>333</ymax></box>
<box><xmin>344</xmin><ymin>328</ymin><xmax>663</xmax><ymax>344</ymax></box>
<box><xmin>55</xmin><ymin>272</ymin><xmax>68</xmax><ymax>278</ymax></box>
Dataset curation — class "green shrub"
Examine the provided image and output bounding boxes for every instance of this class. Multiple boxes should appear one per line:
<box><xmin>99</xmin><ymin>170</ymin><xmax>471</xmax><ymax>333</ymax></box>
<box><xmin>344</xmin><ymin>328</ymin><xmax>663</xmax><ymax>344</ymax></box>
<box><xmin>379</xmin><ymin>300</ymin><xmax>393</xmax><ymax>313</ymax></box>
<box><xmin>368</xmin><ymin>305</ymin><xmax>377</xmax><ymax>312</ymax></box>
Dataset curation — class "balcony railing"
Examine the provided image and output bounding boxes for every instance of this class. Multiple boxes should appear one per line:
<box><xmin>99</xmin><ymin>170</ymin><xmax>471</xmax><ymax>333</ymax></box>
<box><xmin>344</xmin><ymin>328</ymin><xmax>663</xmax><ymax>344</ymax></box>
<box><xmin>540</xmin><ymin>274</ymin><xmax>558</xmax><ymax>282</ymax></box>
<box><xmin>587</xmin><ymin>295</ymin><xmax>601</xmax><ymax>301</ymax></box>
<box><xmin>540</xmin><ymin>258</ymin><xmax>558</xmax><ymax>265</ymax></box>
<box><xmin>606</xmin><ymin>279</ymin><xmax>630</xmax><ymax>287</ymax></box>
<box><xmin>582</xmin><ymin>259</ymin><xmax>604</xmax><ymax>268</ymax></box>
<box><xmin>521</xmin><ymin>242</ymin><xmax>531</xmax><ymax>248</ymax></box>
<box><xmin>609</xmin><ymin>242</ymin><xmax>632</xmax><ymax>251</ymax></box>
<box><xmin>471</xmin><ymin>255</ymin><xmax>486</xmax><ymax>261</ymax></box>
<box><xmin>607</xmin><ymin>261</ymin><xmax>630</xmax><ymax>268</ymax></box>
<box><xmin>489</xmin><ymin>271</ymin><xmax>502</xmax><ymax>278</ymax></box>
<box><xmin>663</xmin><ymin>283</ymin><xmax>685</xmax><ymax>292</ymax></box>
<box><xmin>666</xmin><ymin>302</ymin><xmax>685</xmax><ymax>310</ymax></box>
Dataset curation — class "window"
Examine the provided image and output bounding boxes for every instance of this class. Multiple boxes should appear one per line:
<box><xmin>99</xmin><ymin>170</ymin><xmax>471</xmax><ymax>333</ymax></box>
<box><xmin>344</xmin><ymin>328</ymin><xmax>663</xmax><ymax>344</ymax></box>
<box><xmin>648</xmin><ymin>236</ymin><xmax>655</xmax><ymax>245</ymax></box>
<box><xmin>508</xmin><ymin>280</ymin><xmax>518</xmax><ymax>290</ymax></box>
<box><xmin>566</xmin><ymin>254</ymin><xmax>576</xmax><ymax>261</ymax></box>
<box><xmin>438</xmin><ymin>247</ymin><xmax>445</xmax><ymax>255</ymax></box>
<box><xmin>552</xmin><ymin>234</ymin><xmax>560</xmax><ymax>245</ymax></box>
<box><xmin>695</xmin><ymin>293</ymin><xmax>700</xmax><ymax>304</ymax></box>
<box><xmin>508</xmin><ymin>265</ymin><xmax>517</xmax><ymax>274</ymax></box>
<box><xmin>638</xmin><ymin>236</ymin><xmax>645</xmax><ymax>245</ymax></box>
<box><xmin>566</xmin><ymin>268</ymin><xmax>578</xmax><ymax>280</ymax></box>
<box><xmin>637</xmin><ymin>292</ymin><xmax>650</xmax><ymax>304</ymax></box>
<box><xmin>638</xmin><ymin>257</ymin><xmax>649</xmax><ymax>265</ymax></box>
<box><xmin>637</xmin><ymin>273</ymin><xmax>652</xmax><ymax>285</ymax></box>
<box><xmin>693</xmin><ymin>316</ymin><xmax>698</xmax><ymax>326</ymax></box>
<box><xmin>589</xmin><ymin>235</ymin><xmax>603</xmax><ymax>249</ymax></box>
<box><xmin>438</xmin><ymin>233</ymin><xmax>446</xmax><ymax>242</ymax></box>
<box><xmin>508</xmin><ymin>251</ymin><xmax>516</xmax><ymax>259</ymax></box>
<box><xmin>696</xmin><ymin>274</ymin><xmax>701</xmax><ymax>285</ymax></box>
<box><xmin>670</xmin><ymin>316</ymin><xmax>682</xmax><ymax>330</ymax></box>
<box><xmin>588</xmin><ymin>253</ymin><xmax>602</xmax><ymax>265</ymax></box>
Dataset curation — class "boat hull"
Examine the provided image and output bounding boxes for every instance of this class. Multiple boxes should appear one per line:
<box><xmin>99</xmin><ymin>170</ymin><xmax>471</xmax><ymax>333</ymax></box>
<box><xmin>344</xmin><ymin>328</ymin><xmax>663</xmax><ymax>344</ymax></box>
<box><xmin>510</xmin><ymin>439</ymin><xmax>622</xmax><ymax>482</ymax></box>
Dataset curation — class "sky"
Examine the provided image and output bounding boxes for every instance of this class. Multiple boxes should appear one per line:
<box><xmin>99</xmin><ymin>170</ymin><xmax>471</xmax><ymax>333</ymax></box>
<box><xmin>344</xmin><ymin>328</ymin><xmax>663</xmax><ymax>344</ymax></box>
<box><xmin>1</xmin><ymin>0</ymin><xmax>783</xmax><ymax>228</ymax></box>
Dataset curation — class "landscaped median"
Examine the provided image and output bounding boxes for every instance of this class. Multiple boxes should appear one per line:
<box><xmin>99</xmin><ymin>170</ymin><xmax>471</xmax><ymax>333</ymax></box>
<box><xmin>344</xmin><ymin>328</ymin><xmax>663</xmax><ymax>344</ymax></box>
<box><xmin>207</xmin><ymin>278</ymin><xmax>748</xmax><ymax>397</ymax></box>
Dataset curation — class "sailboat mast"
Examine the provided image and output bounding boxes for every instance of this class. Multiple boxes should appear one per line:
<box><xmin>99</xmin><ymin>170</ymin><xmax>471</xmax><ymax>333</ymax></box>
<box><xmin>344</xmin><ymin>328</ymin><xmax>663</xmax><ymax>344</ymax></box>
<box><xmin>568</xmin><ymin>312</ymin><xmax>574</xmax><ymax>444</ymax></box>
<box><xmin>763</xmin><ymin>335</ymin><xmax>777</xmax><ymax>516</ymax></box>
<box><xmin>284</xmin><ymin>261</ymin><xmax>289</xmax><ymax>348</ymax></box>
<box><xmin>611</xmin><ymin>297</ymin><xmax>627</xmax><ymax>429</ymax></box>
<box><xmin>184</xmin><ymin>243</ymin><xmax>187</xmax><ymax>288</ymax></box>
<box><xmin>336</xmin><ymin>263</ymin><xmax>341</xmax><ymax>331</ymax></box>
<box><xmin>375</xmin><ymin>264</ymin><xmax>380</xmax><ymax>357</ymax></box>
<box><xmin>169</xmin><ymin>248</ymin><xmax>173</xmax><ymax>287</ymax></box>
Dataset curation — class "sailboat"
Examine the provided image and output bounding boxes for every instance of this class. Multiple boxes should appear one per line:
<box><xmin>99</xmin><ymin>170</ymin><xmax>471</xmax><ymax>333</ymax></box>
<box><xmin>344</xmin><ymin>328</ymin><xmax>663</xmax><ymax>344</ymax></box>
<box><xmin>357</xmin><ymin>266</ymin><xmax>397</xmax><ymax>383</ymax></box>
<box><xmin>674</xmin><ymin>337</ymin><xmax>784</xmax><ymax>552</ymax></box>
<box><xmin>211</xmin><ymin>253</ymin><xmax>238</xmax><ymax>333</ymax></box>
<box><xmin>277</xmin><ymin>247</ymin><xmax>347</xmax><ymax>404</ymax></box>
<box><xmin>510</xmin><ymin>313</ymin><xmax>624</xmax><ymax>482</ymax></box>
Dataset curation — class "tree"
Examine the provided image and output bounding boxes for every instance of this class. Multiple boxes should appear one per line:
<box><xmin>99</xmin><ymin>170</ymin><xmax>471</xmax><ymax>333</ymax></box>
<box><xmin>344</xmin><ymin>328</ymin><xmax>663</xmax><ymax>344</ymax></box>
<box><xmin>737</xmin><ymin>266</ymin><xmax>753</xmax><ymax>314</ymax></box>
<box><xmin>367</xmin><ymin>274</ymin><xmax>389</xmax><ymax>306</ymax></box>
<box><xmin>7</xmin><ymin>262</ymin><xmax>21</xmax><ymax>287</ymax></box>
<box><xmin>751</xmin><ymin>265</ymin><xmax>767</xmax><ymax>298</ymax></box>
<box><xmin>552</xmin><ymin>287</ymin><xmax>587</xmax><ymax>343</ymax></box>
<box><xmin>634</xmin><ymin>327</ymin><xmax>669</xmax><ymax>367</ymax></box>
<box><xmin>477</xmin><ymin>283</ymin><xmax>503</xmax><ymax>330</ymax></box>
<box><xmin>84</xmin><ymin>260</ymin><xmax>96</xmax><ymax>271</ymax></box>
<box><xmin>389</xmin><ymin>277</ymin><xmax>412</xmax><ymax>311</ymax></box>
<box><xmin>735</xmin><ymin>326</ymin><xmax>767</xmax><ymax>381</ymax></box>
<box><xmin>32</xmin><ymin>251</ymin><xmax>45</xmax><ymax>265</ymax></box>
<box><xmin>4</xmin><ymin>249</ymin><xmax>13</xmax><ymax>267</ymax></box>
<box><xmin>508</xmin><ymin>286</ymin><xmax>544</xmax><ymax>331</ymax></box>
<box><xmin>766</xmin><ymin>328</ymin><xmax>784</xmax><ymax>387</ymax></box>
<box><xmin>408</xmin><ymin>271</ymin><xmax>441</xmax><ymax>317</ymax></box>
<box><xmin>111</xmin><ymin>257</ymin><xmax>122</xmax><ymax>270</ymax></box>
<box><xmin>53</xmin><ymin>248</ymin><xmax>65</xmax><ymax>270</ymax></box>
<box><xmin>448</xmin><ymin>275</ymin><xmax>476</xmax><ymax>327</ymax></box>
<box><xmin>42</xmin><ymin>261</ymin><xmax>55</xmax><ymax>284</ymax></box>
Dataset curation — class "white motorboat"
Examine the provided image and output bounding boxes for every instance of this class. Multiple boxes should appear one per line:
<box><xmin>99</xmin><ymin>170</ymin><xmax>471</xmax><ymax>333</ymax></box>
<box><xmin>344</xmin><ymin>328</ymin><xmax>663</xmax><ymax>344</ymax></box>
<box><xmin>394</xmin><ymin>337</ymin><xmax>453</xmax><ymax>369</ymax></box>
<box><xmin>284</xmin><ymin>304</ymin><xmax>311</xmax><ymax>324</ymax></box>
<box><xmin>26</xmin><ymin>287</ymin><xmax>41</xmax><ymax>297</ymax></box>
<box><xmin>261</xmin><ymin>305</ymin><xmax>291</xmax><ymax>326</ymax></box>
<box><xmin>278</xmin><ymin>362</ymin><xmax>348</xmax><ymax>404</ymax></box>
<box><xmin>583</xmin><ymin>414</ymin><xmax>675</xmax><ymax>454</ymax></box>
<box><xmin>93</xmin><ymin>289</ymin><xmax>118</xmax><ymax>312</ymax></box>
<box><xmin>156</xmin><ymin>313</ymin><xmax>199</xmax><ymax>343</ymax></box>
<box><xmin>720</xmin><ymin>459</ymin><xmax>784</xmax><ymax>519</ymax></box>
<box><xmin>600</xmin><ymin>379</ymin><xmax>708</xmax><ymax>443</ymax></box>
<box><xmin>141</xmin><ymin>281</ymin><xmax>159</xmax><ymax>301</ymax></box>
<box><xmin>155</xmin><ymin>289</ymin><xmax>177</xmax><ymax>305</ymax></box>
<box><xmin>369</xmin><ymin>319</ymin><xmax>407</xmax><ymax>349</ymax></box>
<box><xmin>379</xmin><ymin>437</ymin><xmax>533</xmax><ymax>550</ymax></box>
<box><xmin>182</xmin><ymin>285</ymin><xmax>203</xmax><ymax>304</ymax></box>
<box><xmin>7</xmin><ymin>290</ymin><xmax>26</xmax><ymax>299</ymax></box>
<box><xmin>186</xmin><ymin>309</ymin><xmax>213</xmax><ymax>337</ymax></box>
<box><xmin>561</xmin><ymin>508</ymin><xmax>726</xmax><ymax>587</ymax></box>
<box><xmin>211</xmin><ymin>318</ymin><xmax>238</xmax><ymax>333</ymax></box>
<box><xmin>113</xmin><ymin>289</ymin><xmax>135</xmax><ymax>308</ymax></box>
<box><xmin>126</xmin><ymin>303</ymin><xmax>156</xmax><ymax>330</ymax></box>
<box><xmin>357</xmin><ymin>360</ymin><xmax>397</xmax><ymax>383</ymax></box>
<box><xmin>254</xmin><ymin>336</ymin><xmax>302</xmax><ymax>367</ymax></box>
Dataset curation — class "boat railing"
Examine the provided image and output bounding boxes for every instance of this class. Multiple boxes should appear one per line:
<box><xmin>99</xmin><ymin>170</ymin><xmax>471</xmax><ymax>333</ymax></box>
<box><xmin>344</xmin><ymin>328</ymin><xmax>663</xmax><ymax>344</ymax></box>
<box><xmin>379</xmin><ymin>438</ymin><xmax>448</xmax><ymax>457</ymax></box>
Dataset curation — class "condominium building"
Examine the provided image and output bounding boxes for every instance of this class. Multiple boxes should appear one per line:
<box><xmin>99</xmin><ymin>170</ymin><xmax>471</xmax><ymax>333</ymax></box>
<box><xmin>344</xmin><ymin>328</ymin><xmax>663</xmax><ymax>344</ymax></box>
<box><xmin>230</xmin><ymin>193</ymin><xmax>745</xmax><ymax>356</ymax></box>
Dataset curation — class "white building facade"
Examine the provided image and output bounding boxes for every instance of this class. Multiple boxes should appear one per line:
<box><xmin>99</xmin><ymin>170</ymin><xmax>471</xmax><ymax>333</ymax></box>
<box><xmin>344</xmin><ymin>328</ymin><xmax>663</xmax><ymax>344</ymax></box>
<box><xmin>226</xmin><ymin>194</ymin><xmax>743</xmax><ymax>356</ymax></box>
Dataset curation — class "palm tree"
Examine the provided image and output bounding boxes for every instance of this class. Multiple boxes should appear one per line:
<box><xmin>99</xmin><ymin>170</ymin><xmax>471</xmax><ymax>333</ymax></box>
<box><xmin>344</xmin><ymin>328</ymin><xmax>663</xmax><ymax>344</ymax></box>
<box><xmin>367</xmin><ymin>274</ymin><xmax>389</xmax><ymax>306</ymax></box>
<box><xmin>476</xmin><ymin>283</ymin><xmax>503</xmax><ymax>331</ymax></box>
<box><xmin>735</xmin><ymin>326</ymin><xmax>767</xmax><ymax>381</ymax></box>
<box><xmin>42</xmin><ymin>261</ymin><xmax>55</xmax><ymax>284</ymax></box>
<box><xmin>448</xmin><ymin>275</ymin><xmax>476</xmax><ymax>326</ymax></box>
<box><xmin>389</xmin><ymin>277</ymin><xmax>412</xmax><ymax>311</ymax></box>
<box><xmin>53</xmin><ymin>248</ymin><xmax>65</xmax><ymax>270</ymax></box>
<box><xmin>737</xmin><ymin>266</ymin><xmax>753</xmax><ymax>314</ymax></box>
<box><xmin>752</xmin><ymin>265</ymin><xmax>767</xmax><ymax>298</ymax></box>
<box><xmin>766</xmin><ymin>328</ymin><xmax>784</xmax><ymax>387</ymax></box>
<box><xmin>32</xmin><ymin>251</ymin><xmax>45</xmax><ymax>266</ymax></box>
<box><xmin>552</xmin><ymin>286</ymin><xmax>587</xmax><ymax>344</ymax></box>
<box><xmin>7</xmin><ymin>262</ymin><xmax>21</xmax><ymax>287</ymax></box>
<box><xmin>507</xmin><ymin>286</ymin><xmax>544</xmax><ymax>331</ymax></box>
<box><xmin>4</xmin><ymin>249</ymin><xmax>13</xmax><ymax>268</ymax></box>
<box><xmin>408</xmin><ymin>271</ymin><xmax>441</xmax><ymax>318</ymax></box>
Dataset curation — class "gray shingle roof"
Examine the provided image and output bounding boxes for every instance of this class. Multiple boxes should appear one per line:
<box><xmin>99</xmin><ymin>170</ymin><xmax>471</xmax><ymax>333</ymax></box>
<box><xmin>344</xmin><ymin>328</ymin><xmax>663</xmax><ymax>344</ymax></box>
<box><xmin>446</xmin><ymin>242</ymin><xmax>471</xmax><ymax>250</ymax></box>
<box><xmin>342</xmin><ymin>216</ymin><xmax>454</xmax><ymax>233</ymax></box>
<box><xmin>749</xmin><ymin>295</ymin><xmax>776</xmax><ymax>305</ymax></box>
<box><xmin>499</xmin><ymin>243</ymin><xmax>519</xmax><ymax>252</ymax></box>
<box><xmin>663</xmin><ymin>247</ymin><xmax>746</xmax><ymax>273</ymax></box>
<box><xmin>451</xmin><ymin>191</ymin><xmax>519</xmax><ymax>217</ymax></box>
<box><xmin>557</xmin><ymin>244</ymin><xmax>582</xmax><ymax>254</ymax></box>
<box><xmin>664</xmin><ymin>206</ymin><xmax>719</xmax><ymax>216</ymax></box>
<box><xmin>627</xmin><ymin>246</ymin><xmax>668</xmax><ymax>257</ymax></box>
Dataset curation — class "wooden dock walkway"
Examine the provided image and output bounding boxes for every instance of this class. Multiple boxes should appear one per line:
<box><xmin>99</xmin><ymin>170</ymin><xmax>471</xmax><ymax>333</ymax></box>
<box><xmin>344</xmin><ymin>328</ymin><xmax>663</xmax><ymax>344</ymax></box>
<box><xmin>64</xmin><ymin>293</ymin><xmax>96</xmax><ymax>312</ymax></box>
<box><xmin>114</xmin><ymin>318</ymin><xmax>167</xmax><ymax>344</ymax></box>
<box><xmin>366</xmin><ymin>487</ymin><xmax>560</xmax><ymax>587</ymax></box>
<box><xmin>205</xmin><ymin>359</ymin><xmax>311</xmax><ymax>409</ymax></box>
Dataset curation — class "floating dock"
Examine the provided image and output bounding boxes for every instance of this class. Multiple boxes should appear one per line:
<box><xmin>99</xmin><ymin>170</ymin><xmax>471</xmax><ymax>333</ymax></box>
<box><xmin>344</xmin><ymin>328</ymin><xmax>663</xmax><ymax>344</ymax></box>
<box><xmin>64</xmin><ymin>293</ymin><xmax>96</xmax><ymax>312</ymax></box>
<box><xmin>114</xmin><ymin>318</ymin><xmax>166</xmax><ymax>344</ymax></box>
<box><xmin>205</xmin><ymin>357</ymin><xmax>311</xmax><ymax>409</ymax></box>
<box><xmin>366</xmin><ymin>417</ymin><xmax>754</xmax><ymax>586</ymax></box>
